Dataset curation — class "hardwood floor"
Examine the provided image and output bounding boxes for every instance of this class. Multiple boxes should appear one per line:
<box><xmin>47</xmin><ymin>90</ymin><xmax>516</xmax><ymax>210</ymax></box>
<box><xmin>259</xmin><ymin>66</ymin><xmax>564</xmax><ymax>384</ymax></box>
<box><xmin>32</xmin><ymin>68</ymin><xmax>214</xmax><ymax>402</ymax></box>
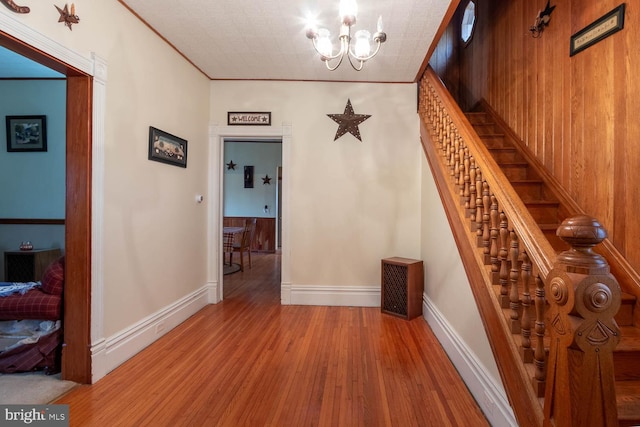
<box><xmin>55</xmin><ymin>253</ymin><xmax>489</xmax><ymax>426</ymax></box>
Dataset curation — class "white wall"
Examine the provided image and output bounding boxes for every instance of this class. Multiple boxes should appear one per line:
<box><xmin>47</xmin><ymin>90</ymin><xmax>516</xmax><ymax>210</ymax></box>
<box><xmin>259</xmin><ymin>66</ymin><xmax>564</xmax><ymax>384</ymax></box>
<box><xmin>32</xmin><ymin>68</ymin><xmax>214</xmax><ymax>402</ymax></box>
<box><xmin>211</xmin><ymin>81</ymin><xmax>421</xmax><ymax>302</ymax></box>
<box><xmin>0</xmin><ymin>2</ymin><xmax>211</xmax><ymax>350</ymax></box>
<box><xmin>420</xmin><ymin>155</ymin><xmax>516</xmax><ymax>425</ymax></box>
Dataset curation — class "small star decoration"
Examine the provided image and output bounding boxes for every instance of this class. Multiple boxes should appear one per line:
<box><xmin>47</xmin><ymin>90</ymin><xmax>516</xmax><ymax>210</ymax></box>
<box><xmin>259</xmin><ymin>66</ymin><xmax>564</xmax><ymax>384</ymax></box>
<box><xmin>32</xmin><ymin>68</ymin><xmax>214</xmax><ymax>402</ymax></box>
<box><xmin>55</xmin><ymin>3</ymin><xmax>80</xmax><ymax>31</ymax></box>
<box><xmin>226</xmin><ymin>160</ymin><xmax>236</xmax><ymax>170</ymax></box>
<box><xmin>262</xmin><ymin>175</ymin><xmax>272</xmax><ymax>185</ymax></box>
<box><xmin>327</xmin><ymin>99</ymin><xmax>371</xmax><ymax>141</ymax></box>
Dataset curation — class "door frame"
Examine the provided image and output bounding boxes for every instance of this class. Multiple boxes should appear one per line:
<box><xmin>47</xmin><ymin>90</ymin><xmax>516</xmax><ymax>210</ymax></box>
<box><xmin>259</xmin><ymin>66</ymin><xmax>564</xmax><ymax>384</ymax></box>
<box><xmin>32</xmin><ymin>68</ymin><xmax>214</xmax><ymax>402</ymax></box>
<box><xmin>209</xmin><ymin>124</ymin><xmax>292</xmax><ymax>304</ymax></box>
<box><xmin>0</xmin><ymin>20</ymin><xmax>106</xmax><ymax>383</ymax></box>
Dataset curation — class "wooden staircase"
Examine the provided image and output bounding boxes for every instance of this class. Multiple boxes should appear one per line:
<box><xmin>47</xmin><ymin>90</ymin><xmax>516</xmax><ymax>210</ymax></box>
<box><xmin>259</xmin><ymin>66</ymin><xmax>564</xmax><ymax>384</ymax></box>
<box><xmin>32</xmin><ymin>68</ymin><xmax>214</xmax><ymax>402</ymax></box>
<box><xmin>465</xmin><ymin>108</ymin><xmax>640</xmax><ymax>426</ymax></box>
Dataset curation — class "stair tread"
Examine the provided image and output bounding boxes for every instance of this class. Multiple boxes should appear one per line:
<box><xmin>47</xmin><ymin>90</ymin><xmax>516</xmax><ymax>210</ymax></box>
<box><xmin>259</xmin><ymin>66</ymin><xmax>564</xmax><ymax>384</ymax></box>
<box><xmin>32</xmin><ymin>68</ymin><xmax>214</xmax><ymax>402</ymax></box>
<box><xmin>500</xmin><ymin>161</ymin><xmax>529</xmax><ymax>166</ymax></box>
<box><xmin>487</xmin><ymin>146</ymin><xmax>516</xmax><ymax>151</ymax></box>
<box><xmin>616</xmin><ymin>381</ymin><xmax>640</xmax><ymax>422</ymax></box>
<box><xmin>511</xmin><ymin>179</ymin><xmax>544</xmax><ymax>184</ymax></box>
<box><xmin>522</xmin><ymin>200</ymin><xmax>560</xmax><ymax>206</ymax></box>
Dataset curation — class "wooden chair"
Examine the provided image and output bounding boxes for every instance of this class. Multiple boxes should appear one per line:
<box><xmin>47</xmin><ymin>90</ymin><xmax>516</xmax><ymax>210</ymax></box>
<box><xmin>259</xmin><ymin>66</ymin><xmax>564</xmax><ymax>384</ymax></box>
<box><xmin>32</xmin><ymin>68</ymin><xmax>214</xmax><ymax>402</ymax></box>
<box><xmin>231</xmin><ymin>218</ymin><xmax>256</xmax><ymax>271</ymax></box>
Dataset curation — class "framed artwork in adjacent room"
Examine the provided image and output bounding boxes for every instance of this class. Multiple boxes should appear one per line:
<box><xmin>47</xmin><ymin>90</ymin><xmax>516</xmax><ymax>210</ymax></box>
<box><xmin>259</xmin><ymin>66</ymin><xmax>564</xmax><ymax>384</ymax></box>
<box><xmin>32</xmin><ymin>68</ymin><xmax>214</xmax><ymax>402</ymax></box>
<box><xmin>5</xmin><ymin>115</ymin><xmax>47</xmax><ymax>152</ymax></box>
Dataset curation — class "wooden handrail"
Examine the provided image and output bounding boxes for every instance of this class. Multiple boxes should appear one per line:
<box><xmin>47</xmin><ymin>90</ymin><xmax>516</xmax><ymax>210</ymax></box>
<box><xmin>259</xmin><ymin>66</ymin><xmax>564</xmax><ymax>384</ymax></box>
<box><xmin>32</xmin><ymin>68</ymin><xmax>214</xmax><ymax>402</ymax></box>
<box><xmin>423</xmin><ymin>68</ymin><xmax>557</xmax><ymax>277</ymax></box>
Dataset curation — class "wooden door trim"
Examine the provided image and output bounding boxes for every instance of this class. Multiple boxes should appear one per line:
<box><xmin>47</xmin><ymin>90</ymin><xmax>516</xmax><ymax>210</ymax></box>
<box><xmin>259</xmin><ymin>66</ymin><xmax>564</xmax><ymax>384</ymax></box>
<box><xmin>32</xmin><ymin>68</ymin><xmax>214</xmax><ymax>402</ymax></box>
<box><xmin>0</xmin><ymin>32</ymin><xmax>93</xmax><ymax>383</ymax></box>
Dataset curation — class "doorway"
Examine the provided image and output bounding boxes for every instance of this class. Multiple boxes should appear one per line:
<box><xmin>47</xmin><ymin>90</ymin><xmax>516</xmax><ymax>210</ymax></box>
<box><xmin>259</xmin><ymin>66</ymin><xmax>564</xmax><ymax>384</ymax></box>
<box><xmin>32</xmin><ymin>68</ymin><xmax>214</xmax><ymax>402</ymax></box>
<box><xmin>211</xmin><ymin>125</ymin><xmax>291</xmax><ymax>304</ymax></box>
<box><xmin>222</xmin><ymin>138</ymin><xmax>281</xmax><ymax>282</ymax></box>
<box><xmin>0</xmin><ymin>32</ymin><xmax>95</xmax><ymax>383</ymax></box>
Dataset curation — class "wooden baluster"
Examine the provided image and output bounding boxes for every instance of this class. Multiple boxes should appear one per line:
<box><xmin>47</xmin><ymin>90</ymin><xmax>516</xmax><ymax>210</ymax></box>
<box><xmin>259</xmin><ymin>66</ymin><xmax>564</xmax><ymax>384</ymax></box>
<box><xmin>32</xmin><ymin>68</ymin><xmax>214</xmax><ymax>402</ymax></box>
<box><xmin>498</xmin><ymin>212</ymin><xmax>509</xmax><ymax>305</ymax></box>
<box><xmin>489</xmin><ymin>196</ymin><xmax>499</xmax><ymax>283</ymax></box>
<box><xmin>468</xmin><ymin>157</ymin><xmax>476</xmax><ymax>219</ymax></box>
<box><xmin>458</xmin><ymin>146</ymin><xmax>470</xmax><ymax>199</ymax></box>
<box><xmin>444</xmin><ymin>118</ymin><xmax>451</xmax><ymax>161</ymax></box>
<box><xmin>426</xmin><ymin>87</ymin><xmax>433</xmax><ymax>123</ymax></box>
<box><xmin>449</xmin><ymin>123</ymin><xmax>458</xmax><ymax>176</ymax></box>
<box><xmin>463</xmin><ymin>147</ymin><xmax>470</xmax><ymax>208</ymax></box>
<box><xmin>509</xmin><ymin>231</ymin><xmax>521</xmax><ymax>333</ymax></box>
<box><xmin>532</xmin><ymin>275</ymin><xmax>546</xmax><ymax>397</ymax></box>
<box><xmin>481</xmin><ymin>182</ymin><xmax>490</xmax><ymax>259</ymax></box>
<box><xmin>544</xmin><ymin>216</ymin><xmax>621</xmax><ymax>427</ymax></box>
<box><xmin>438</xmin><ymin>106</ymin><xmax>445</xmax><ymax>151</ymax></box>
<box><xmin>453</xmin><ymin>132</ymin><xmax>461</xmax><ymax>182</ymax></box>
<box><xmin>458</xmin><ymin>140</ymin><xmax>465</xmax><ymax>197</ymax></box>
<box><xmin>520</xmin><ymin>251</ymin><xmax>532</xmax><ymax>363</ymax></box>
<box><xmin>474</xmin><ymin>168</ymin><xmax>483</xmax><ymax>235</ymax></box>
<box><xmin>431</xmin><ymin>93</ymin><xmax>438</xmax><ymax>130</ymax></box>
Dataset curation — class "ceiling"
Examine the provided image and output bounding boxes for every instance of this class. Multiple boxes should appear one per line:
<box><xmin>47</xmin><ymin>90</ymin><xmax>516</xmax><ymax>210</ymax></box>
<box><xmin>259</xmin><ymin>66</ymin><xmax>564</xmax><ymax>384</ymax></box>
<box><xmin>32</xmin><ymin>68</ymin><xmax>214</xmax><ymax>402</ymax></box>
<box><xmin>0</xmin><ymin>0</ymin><xmax>452</xmax><ymax>82</ymax></box>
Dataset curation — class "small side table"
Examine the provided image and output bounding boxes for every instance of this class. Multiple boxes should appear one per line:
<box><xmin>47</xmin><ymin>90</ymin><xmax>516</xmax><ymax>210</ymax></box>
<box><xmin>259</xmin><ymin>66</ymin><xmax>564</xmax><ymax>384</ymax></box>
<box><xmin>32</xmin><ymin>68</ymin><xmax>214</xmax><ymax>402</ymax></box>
<box><xmin>4</xmin><ymin>248</ymin><xmax>62</xmax><ymax>282</ymax></box>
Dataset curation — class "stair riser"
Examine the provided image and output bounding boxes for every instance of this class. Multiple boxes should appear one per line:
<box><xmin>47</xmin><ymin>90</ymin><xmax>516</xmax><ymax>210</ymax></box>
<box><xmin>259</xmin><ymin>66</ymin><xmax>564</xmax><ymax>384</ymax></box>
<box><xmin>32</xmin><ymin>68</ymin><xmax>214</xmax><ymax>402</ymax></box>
<box><xmin>465</xmin><ymin>113</ymin><xmax>490</xmax><ymax>125</ymax></box>
<box><xmin>615</xmin><ymin>352</ymin><xmax>640</xmax><ymax>381</ymax></box>
<box><xmin>489</xmin><ymin>149</ymin><xmax>525</xmax><ymax>163</ymax></box>
<box><xmin>524</xmin><ymin>205</ymin><xmax>560</xmax><ymax>224</ymax></box>
<box><xmin>542</xmin><ymin>230</ymin><xmax>570</xmax><ymax>252</ymax></box>
<box><xmin>473</xmin><ymin>124</ymin><xmax>498</xmax><ymax>135</ymax></box>
<box><xmin>502</xmin><ymin>165</ymin><xmax>541</xmax><ymax>181</ymax></box>
<box><xmin>616</xmin><ymin>303</ymin><xmax>635</xmax><ymax>327</ymax></box>
<box><xmin>480</xmin><ymin>136</ymin><xmax>510</xmax><ymax>148</ymax></box>
<box><xmin>512</xmin><ymin>183</ymin><xmax>545</xmax><ymax>200</ymax></box>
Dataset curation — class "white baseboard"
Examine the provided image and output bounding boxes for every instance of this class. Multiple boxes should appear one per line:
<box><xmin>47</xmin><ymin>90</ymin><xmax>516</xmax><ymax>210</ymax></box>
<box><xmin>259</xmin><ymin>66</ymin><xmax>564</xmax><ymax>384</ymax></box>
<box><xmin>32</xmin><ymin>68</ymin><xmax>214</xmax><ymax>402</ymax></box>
<box><xmin>423</xmin><ymin>295</ymin><xmax>517</xmax><ymax>427</ymax></box>
<box><xmin>90</xmin><ymin>286</ymin><xmax>210</xmax><ymax>383</ymax></box>
<box><xmin>280</xmin><ymin>282</ymin><xmax>291</xmax><ymax>305</ymax></box>
<box><xmin>289</xmin><ymin>285</ymin><xmax>380</xmax><ymax>307</ymax></box>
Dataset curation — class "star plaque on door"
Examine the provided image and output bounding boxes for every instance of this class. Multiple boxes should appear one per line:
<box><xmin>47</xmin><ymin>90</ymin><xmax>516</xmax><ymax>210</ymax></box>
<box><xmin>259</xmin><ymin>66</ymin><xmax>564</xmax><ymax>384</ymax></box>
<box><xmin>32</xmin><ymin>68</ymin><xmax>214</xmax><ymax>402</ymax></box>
<box><xmin>327</xmin><ymin>99</ymin><xmax>371</xmax><ymax>141</ymax></box>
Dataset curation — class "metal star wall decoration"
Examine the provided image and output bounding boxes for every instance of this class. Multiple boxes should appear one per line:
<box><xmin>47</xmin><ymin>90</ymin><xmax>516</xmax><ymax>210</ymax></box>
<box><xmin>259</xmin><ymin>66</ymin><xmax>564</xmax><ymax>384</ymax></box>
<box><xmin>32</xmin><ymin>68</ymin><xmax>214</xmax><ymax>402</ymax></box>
<box><xmin>226</xmin><ymin>160</ymin><xmax>236</xmax><ymax>170</ymax></box>
<box><xmin>262</xmin><ymin>175</ymin><xmax>272</xmax><ymax>185</ymax></box>
<box><xmin>327</xmin><ymin>99</ymin><xmax>371</xmax><ymax>141</ymax></box>
<box><xmin>55</xmin><ymin>3</ymin><xmax>80</xmax><ymax>31</ymax></box>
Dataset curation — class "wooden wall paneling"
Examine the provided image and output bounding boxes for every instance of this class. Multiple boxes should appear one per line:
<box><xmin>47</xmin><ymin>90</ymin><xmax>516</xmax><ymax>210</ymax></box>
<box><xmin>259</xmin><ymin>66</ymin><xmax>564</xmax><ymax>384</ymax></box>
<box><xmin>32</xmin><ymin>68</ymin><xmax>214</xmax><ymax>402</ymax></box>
<box><xmin>429</xmin><ymin>0</ymin><xmax>640</xmax><ymax>276</ymax></box>
<box><xmin>614</xmin><ymin>2</ymin><xmax>640</xmax><ymax>259</ymax></box>
<box><xmin>224</xmin><ymin>217</ymin><xmax>276</xmax><ymax>253</ymax></box>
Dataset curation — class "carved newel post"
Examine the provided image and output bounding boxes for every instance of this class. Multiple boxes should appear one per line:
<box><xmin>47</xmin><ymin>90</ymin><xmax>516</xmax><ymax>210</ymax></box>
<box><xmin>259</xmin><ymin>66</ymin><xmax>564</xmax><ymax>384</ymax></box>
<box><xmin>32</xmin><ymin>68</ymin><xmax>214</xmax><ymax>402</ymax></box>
<box><xmin>543</xmin><ymin>215</ymin><xmax>621</xmax><ymax>427</ymax></box>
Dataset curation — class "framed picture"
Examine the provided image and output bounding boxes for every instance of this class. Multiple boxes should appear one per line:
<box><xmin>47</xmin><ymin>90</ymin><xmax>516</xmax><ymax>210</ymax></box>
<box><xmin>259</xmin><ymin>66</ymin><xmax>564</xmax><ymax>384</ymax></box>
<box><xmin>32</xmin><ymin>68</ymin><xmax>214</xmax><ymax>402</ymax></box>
<box><xmin>244</xmin><ymin>165</ymin><xmax>254</xmax><ymax>188</ymax></box>
<box><xmin>148</xmin><ymin>126</ymin><xmax>188</xmax><ymax>168</ymax></box>
<box><xmin>227</xmin><ymin>112</ymin><xmax>271</xmax><ymax>126</ymax></box>
<box><xmin>570</xmin><ymin>4</ymin><xmax>625</xmax><ymax>56</ymax></box>
<box><xmin>5</xmin><ymin>115</ymin><xmax>47</xmax><ymax>152</ymax></box>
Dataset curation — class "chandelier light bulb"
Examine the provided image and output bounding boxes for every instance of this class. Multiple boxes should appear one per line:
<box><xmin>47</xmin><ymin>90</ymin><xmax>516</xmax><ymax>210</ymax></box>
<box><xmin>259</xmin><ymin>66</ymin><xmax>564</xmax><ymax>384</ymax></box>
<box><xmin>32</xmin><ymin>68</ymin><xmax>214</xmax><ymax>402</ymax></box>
<box><xmin>316</xmin><ymin>28</ymin><xmax>333</xmax><ymax>58</ymax></box>
<box><xmin>377</xmin><ymin>15</ymin><xmax>383</xmax><ymax>33</ymax></box>
<box><xmin>354</xmin><ymin>30</ymin><xmax>371</xmax><ymax>58</ymax></box>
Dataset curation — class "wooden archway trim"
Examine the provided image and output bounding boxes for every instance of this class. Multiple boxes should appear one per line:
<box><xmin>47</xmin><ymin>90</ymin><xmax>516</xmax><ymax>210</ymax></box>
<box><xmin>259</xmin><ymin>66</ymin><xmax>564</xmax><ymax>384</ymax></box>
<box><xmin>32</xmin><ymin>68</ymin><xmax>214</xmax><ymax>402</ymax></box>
<box><xmin>63</xmin><ymin>75</ymin><xmax>92</xmax><ymax>383</ymax></box>
<box><xmin>0</xmin><ymin>32</ymin><xmax>93</xmax><ymax>383</ymax></box>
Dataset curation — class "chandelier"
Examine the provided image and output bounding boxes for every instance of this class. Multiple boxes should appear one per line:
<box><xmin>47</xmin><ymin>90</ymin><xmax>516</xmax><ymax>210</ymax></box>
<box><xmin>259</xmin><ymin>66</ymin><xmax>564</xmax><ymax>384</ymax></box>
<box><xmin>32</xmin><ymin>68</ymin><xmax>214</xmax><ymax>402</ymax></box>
<box><xmin>305</xmin><ymin>0</ymin><xmax>387</xmax><ymax>71</ymax></box>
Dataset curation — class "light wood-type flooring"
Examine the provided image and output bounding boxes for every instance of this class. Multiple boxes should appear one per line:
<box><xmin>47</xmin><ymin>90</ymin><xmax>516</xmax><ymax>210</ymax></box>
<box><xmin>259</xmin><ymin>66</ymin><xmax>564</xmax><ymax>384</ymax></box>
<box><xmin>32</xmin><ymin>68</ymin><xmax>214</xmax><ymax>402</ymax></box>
<box><xmin>55</xmin><ymin>252</ymin><xmax>490</xmax><ymax>426</ymax></box>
